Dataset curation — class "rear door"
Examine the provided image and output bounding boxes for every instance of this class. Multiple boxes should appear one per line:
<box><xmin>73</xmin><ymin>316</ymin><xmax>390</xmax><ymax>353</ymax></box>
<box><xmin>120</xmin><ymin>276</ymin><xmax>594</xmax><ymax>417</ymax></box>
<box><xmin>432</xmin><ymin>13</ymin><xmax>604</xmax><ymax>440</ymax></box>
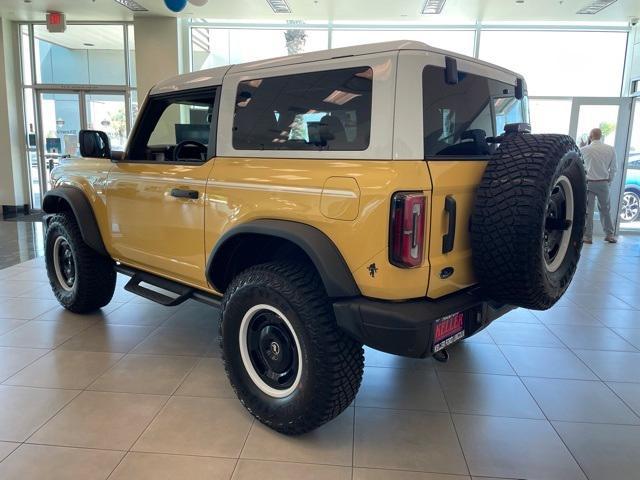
<box><xmin>396</xmin><ymin>52</ymin><xmax>528</xmax><ymax>298</ymax></box>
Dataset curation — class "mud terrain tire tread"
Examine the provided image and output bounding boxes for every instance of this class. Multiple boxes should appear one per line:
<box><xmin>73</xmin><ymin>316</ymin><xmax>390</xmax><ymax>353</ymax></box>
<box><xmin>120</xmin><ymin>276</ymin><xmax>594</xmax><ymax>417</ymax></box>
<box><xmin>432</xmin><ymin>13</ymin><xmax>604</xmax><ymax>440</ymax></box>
<box><xmin>471</xmin><ymin>134</ymin><xmax>586</xmax><ymax>310</ymax></box>
<box><xmin>219</xmin><ymin>261</ymin><xmax>364</xmax><ymax>435</ymax></box>
<box><xmin>45</xmin><ymin>212</ymin><xmax>116</xmax><ymax>313</ymax></box>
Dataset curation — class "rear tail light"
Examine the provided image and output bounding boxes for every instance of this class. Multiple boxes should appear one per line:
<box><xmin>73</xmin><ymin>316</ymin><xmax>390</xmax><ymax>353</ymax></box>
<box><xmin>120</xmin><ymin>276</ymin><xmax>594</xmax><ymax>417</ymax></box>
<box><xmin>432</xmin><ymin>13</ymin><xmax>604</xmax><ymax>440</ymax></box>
<box><xmin>390</xmin><ymin>192</ymin><xmax>426</xmax><ymax>268</ymax></box>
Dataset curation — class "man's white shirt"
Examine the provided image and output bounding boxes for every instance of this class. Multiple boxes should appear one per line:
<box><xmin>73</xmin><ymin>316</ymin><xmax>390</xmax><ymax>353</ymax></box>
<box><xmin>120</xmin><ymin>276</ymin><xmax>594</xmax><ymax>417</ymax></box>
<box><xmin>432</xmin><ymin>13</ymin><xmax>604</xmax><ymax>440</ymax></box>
<box><xmin>580</xmin><ymin>139</ymin><xmax>617</xmax><ymax>182</ymax></box>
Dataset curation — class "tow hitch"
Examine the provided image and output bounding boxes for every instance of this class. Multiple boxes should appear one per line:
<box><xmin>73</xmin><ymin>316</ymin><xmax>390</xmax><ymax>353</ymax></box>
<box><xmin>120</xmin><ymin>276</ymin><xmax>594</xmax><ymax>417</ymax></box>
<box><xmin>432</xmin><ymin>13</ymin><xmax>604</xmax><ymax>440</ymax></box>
<box><xmin>433</xmin><ymin>349</ymin><xmax>449</xmax><ymax>363</ymax></box>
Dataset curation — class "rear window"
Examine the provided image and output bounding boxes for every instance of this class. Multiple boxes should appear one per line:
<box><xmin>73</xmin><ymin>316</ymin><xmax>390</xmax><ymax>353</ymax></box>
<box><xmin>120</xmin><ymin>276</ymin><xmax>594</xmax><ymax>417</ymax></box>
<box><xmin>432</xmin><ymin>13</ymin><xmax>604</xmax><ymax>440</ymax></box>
<box><xmin>423</xmin><ymin>65</ymin><xmax>528</xmax><ymax>158</ymax></box>
<box><xmin>233</xmin><ymin>67</ymin><xmax>373</xmax><ymax>152</ymax></box>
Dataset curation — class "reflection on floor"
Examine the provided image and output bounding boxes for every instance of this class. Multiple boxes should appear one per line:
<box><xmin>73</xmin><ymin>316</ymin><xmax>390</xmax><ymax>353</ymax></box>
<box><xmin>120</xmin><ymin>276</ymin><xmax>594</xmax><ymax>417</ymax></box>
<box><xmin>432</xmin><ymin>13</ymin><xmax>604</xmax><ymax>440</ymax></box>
<box><xmin>0</xmin><ymin>230</ymin><xmax>639</xmax><ymax>479</ymax></box>
<box><xmin>0</xmin><ymin>220</ymin><xmax>44</xmax><ymax>269</ymax></box>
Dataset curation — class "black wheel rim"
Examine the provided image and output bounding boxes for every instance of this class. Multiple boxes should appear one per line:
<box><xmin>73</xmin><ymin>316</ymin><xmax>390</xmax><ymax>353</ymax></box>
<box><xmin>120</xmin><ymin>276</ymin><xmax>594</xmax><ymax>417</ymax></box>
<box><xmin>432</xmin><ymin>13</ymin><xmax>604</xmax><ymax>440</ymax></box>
<box><xmin>246</xmin><ymin>310</ymin><xmax>299</xmax><ymax>392</ymax></box>
<box><xmin>53</xmin><ymin>236</ymin><xmax>76</xmax><ymax>291</ymax></box>
<box><xmin>543</xmin><ymin>175</ymin><xmax>574</xmax><ymax>272</ymax></box>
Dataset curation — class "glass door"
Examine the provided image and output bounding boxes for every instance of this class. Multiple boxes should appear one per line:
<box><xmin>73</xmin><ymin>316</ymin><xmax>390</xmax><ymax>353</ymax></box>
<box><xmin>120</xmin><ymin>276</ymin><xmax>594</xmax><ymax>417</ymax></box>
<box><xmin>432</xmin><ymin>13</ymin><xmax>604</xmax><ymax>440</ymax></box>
<box><xmin>36</xmin><ymin>91</ymin><xmax>83</xmax><ymax>195</ymax></box>
<box><xmin>569</xmin><ymin>98</ymin><xmax>632</xmax><ymax>236</ymax></box>
<box><xmin>31</xmin><ymin>90</ymin><xmax>129</xmax><ymax>205</ymax></box>
<box><xmin>85</xmin><ymin>92</ymin><xmax>128</xmax><ymax>151</ymax></box>
<box><xmin>620</xmin><ymin>98</ymin><xmax>640</xmax><ymax>231</ymax></box>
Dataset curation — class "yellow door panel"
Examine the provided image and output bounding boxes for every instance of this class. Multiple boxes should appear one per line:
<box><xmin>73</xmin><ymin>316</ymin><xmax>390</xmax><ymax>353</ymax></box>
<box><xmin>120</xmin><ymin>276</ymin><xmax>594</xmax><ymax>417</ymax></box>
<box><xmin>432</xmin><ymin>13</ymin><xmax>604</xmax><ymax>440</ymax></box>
<box><xmin>106</xmin><ymin>160</ymin><xmax>215</xmax><ymax>287</ymax></box>
<box><xmin>426</xmin><ymin>160</ymin><xmax>487</xmax><ymax>298</ymax></box>
<box><xmin>205</xmin><ymin>158</ymin><xmax>432</xmax><ymax>300</ymax></box>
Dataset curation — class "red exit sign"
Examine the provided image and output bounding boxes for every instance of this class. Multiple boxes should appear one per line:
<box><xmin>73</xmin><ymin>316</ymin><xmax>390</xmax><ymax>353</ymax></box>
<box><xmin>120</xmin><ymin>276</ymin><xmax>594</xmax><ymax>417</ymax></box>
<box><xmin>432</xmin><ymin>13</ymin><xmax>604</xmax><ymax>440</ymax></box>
<box><xmin>46</xmin><ymin>12</ymin><xmax>66</xmax><ymax>33</ymax></box>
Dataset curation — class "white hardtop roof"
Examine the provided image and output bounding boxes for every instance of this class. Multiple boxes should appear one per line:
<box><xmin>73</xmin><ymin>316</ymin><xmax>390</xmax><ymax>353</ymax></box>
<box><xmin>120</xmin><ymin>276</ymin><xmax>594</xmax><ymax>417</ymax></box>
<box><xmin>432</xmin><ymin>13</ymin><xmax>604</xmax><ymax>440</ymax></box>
<box><xmin>150</xmin><ymin>40</ymin><xmax>522</xmax><ymax>95</ymax></box>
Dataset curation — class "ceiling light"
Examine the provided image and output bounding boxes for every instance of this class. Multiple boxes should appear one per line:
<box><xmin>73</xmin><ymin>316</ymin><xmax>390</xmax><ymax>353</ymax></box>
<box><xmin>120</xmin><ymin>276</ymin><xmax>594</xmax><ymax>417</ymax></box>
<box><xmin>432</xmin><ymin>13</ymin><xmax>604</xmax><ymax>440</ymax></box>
<box><xmin>267</xmin><ymin>0</ymin><xmax>291</xmax><ymax>13</ymax></box>
<box><xmin>113</xmin><ymin>0</ymin><xmax>148</xmax><ymax>12</ymax></box>
<box><xmin>422</xmin><ymin>0</ymin><xmax>447</xmax><ymax>14</ymax></box>
<box><xmin>576</xmin><ymin>0</ymin><xmax>617</xmax><ymax>14</ymax></box>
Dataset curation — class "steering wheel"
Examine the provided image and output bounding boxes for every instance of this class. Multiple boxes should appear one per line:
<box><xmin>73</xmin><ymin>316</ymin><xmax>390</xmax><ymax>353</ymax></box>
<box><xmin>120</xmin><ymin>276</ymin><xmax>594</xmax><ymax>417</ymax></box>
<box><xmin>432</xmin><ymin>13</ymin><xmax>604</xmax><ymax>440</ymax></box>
<box><xmin>173</xmin><ymin>140</ymin><xmax>207</xmax><ymax>162</ymax></box>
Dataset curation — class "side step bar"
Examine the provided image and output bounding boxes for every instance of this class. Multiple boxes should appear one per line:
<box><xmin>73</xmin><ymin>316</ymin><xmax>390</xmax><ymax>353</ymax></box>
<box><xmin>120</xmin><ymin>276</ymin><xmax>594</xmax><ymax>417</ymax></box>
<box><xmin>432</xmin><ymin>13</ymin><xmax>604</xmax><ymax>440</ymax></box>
<box><xmin>116</xmin><ymin>265</ymin><xmax>222</xmax><ymax>308</ymax></box>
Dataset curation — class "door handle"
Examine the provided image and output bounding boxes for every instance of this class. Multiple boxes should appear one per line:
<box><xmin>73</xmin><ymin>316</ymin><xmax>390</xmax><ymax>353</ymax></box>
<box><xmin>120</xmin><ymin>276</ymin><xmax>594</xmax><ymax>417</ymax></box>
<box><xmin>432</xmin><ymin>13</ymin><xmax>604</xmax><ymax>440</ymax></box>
<box><xmin>170</xmin><ymin>188</ymin><xmax>199</xmax><ymax>199</ymax></box>
<box><xmin>442</xmin><ymin>195</ymin><xmax>456</xmax><ymax>254</ymax></box>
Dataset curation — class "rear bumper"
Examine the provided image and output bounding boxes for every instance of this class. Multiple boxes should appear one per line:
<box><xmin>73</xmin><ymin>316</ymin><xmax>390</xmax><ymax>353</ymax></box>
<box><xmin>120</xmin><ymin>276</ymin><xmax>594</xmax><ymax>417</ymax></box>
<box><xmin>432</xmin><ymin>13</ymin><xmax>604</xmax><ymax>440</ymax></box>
<box><xmin>333</xmin><ymin>288</ymin><xmax>513</xmax><ymax>358</ymax></box>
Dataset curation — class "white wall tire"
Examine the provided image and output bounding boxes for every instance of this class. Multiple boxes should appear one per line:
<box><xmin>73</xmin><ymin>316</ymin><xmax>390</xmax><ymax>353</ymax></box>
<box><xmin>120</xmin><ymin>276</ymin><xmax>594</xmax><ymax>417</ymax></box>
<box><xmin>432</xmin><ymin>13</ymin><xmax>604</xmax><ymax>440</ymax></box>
<box><xmin>238</xmin><ymin>304</ymin><xmax>303</xmax><ymax>399</ymax></box>
<box><xmin>543</xmin><ymin>175</ymin><xmax>574</xmax><ymax>273</ymax></box>
<box><xmin>220</xmin><ymin>261</ymin><xmax>364</xmax><ymax>435</ymax></box>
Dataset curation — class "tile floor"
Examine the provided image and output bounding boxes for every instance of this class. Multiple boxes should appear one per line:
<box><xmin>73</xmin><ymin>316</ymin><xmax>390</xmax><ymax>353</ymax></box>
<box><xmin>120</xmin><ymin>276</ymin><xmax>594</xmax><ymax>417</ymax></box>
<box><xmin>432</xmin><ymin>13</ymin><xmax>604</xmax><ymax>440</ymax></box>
<box><xmin>0</xmin><ymin>233</ymin><xmax>639</xmax><ymax>479</ymax></box>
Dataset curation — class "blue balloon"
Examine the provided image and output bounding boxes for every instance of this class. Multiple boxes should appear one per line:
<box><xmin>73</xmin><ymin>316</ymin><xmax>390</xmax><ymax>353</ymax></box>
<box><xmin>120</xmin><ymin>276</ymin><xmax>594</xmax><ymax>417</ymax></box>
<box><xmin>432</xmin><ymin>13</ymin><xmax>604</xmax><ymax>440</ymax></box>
<box><xmin>164</xmin><ymin>0</ymin><xmax>187</xmax><ymax>12</ymax></box>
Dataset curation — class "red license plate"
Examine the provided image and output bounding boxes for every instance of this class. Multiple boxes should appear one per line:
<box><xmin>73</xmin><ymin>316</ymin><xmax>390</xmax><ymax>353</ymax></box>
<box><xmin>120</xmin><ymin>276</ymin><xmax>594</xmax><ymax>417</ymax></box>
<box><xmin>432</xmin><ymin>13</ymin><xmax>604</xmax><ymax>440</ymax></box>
<box><xmin>433</xmin><ymin>312</ymin><xmax>465</xmax><ymax>352</ymax></box>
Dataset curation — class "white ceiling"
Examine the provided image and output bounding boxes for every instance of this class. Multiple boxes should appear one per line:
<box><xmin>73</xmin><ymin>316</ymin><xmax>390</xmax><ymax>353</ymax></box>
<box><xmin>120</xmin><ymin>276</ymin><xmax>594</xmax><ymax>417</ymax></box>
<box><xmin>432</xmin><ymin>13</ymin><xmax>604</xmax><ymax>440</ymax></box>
<box><xmin>0</xmin><ymin>0</ymin><xmax>639</xmax><ymax>24</ymax></box>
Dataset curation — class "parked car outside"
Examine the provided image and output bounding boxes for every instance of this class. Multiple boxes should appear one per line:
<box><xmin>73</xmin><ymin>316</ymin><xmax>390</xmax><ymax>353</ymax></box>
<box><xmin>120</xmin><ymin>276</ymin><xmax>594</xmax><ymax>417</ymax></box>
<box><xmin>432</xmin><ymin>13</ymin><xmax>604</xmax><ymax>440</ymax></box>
<box><xmin>621</xmin><ymin>155</ymin><xmax>640</xmax><ymax>223</ymax></box>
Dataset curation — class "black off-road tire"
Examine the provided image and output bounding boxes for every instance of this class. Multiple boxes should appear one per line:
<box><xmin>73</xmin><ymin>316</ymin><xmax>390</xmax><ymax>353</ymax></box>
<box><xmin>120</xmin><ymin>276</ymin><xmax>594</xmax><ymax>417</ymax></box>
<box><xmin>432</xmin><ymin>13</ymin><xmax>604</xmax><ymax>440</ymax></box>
<box><xmin>471</xmin><ymin>134</ymin><xmax>587</xmax><ymax>310</ymax></box>
<box><xmin>219</xmin><ymin>261</ymin><xmax>364</xmax><ymax>435</ymax></box>
<box><xmin>45</xmin><ymin>213</ymin><xmax>116</xmax><ymax>313</ymax></box>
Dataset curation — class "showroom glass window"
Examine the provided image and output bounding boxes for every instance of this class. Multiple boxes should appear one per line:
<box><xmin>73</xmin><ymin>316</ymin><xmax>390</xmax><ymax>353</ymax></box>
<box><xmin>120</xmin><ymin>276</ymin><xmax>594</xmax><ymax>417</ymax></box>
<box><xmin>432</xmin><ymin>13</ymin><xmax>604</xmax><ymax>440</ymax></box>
<box><xmin>331</xmin><ymin>29</ymin><xmax>475</xmax><ymax>57</ymax></box>
<box><xmin>478</xmin><ymin>30</ymin><xmax>627</xmax><ymax>97</ymax></box>
<box><xmin>233</xmin><ymin>67</ymin><xmax>373</xmax><ymax>151</ymax></box>
<box><xmin>33</xmin><ymin>24</ymin><xmax>127</xmax><ymax>85</ymax></box>
<box><xmin>191</xmin><ymin>27</ymin><xmax>329</xmax><ymax>70</ymax></box>
<box><xmin>423</xmin><ymin>65</ymin><xmax>528</xmax><ymax>157</ymax></box>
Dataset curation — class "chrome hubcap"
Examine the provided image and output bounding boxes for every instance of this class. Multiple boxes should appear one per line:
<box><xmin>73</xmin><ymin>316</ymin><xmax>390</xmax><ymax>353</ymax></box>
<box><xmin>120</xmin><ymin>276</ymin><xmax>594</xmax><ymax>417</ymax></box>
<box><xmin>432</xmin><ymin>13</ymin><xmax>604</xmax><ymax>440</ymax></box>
<box><xmin>621</xmin><ymin>192</ymin><xmax>640</xmax><ymax>222</ymax></box>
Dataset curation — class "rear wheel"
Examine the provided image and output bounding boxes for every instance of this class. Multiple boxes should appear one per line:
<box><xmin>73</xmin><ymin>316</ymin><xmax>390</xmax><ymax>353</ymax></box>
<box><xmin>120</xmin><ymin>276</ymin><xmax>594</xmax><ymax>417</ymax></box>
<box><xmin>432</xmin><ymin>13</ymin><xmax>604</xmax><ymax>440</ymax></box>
<box><xmin>471</xmin><ymin>134</ymin><xmax>587</xmax><ymax>310</ymax></box>
<box><xmin>220</xmin><ymin>261</ymin><xmax>364</xmax><ymax>435</ymax></box>
<box><xmin>45</xmin><ymin>213</ymin><xmax>116</xmax><ymax>313</ymax></box>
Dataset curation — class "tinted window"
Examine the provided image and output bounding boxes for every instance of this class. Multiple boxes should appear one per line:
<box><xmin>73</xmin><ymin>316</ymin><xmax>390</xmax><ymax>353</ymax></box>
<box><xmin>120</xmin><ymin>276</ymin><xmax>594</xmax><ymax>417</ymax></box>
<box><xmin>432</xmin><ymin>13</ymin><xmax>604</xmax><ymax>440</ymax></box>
<box><xmin>233</xmin><ymin>67</ymin><xmax>372</xmax><ymax>151</ymax></box>
<box><xmin>128</xmin><ymin>89</ymin><xmax>216</xmax><ymax>162</ymax></box>
<box><xmin>423</xmin><ymin>65</ymin><xmax>527</xmax><ymax>158</ymax></box>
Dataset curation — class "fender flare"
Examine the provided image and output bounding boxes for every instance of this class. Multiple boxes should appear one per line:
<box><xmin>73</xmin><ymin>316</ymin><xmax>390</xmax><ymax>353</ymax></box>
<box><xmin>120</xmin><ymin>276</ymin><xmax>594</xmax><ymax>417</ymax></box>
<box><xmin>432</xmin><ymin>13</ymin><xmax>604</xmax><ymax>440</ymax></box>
<box><xmin>207</xmin><ymin>219</ymin><xmax>360</xmax><ymax>298</ymax></box>
<box><xmin>42</xmin><ymin>187</ymin><xmax>108</xmax><ymax>256</ymax></box>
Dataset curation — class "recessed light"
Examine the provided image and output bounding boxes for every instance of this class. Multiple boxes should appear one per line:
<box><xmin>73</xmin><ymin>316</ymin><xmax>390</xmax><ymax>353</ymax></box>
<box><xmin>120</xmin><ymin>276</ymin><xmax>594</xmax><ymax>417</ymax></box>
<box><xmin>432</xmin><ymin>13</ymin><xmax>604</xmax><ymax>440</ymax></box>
<box><xmin>422</xmin><ymin>0</ymin><xmax>447</xmax><ymax>14</ymax></box>
<box><xmin>576</xmin><ymin>0</ymin><xmax>617</xmax><ymax>14</ymax></box>
<box><xmin>84</xmin><ymin>43</ymin><xmax>94</xmax><ymax>47</ymax></box>
<box><xmin>266</xmin><ymin>0</ymin><xmax>291</xmax><ymax>13</ymax></box>
<box><xmin>113</xmin><ymin>0</ymin><xmax>148</xmax><ymax>12</ymax></box>
<box><xmin>516</xmin><ymin>0</ymin><xmax>525</xmax><ymax>3</ymax></box>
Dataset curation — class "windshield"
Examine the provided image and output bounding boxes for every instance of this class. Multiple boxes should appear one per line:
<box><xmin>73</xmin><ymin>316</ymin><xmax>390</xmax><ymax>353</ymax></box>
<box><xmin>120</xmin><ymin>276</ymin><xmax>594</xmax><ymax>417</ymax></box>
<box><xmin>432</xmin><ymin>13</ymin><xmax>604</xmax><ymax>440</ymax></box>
<box><xmin>423</xmin><ymin>65</ymin><xmax>529</xmax><ymax>158</ymax></box>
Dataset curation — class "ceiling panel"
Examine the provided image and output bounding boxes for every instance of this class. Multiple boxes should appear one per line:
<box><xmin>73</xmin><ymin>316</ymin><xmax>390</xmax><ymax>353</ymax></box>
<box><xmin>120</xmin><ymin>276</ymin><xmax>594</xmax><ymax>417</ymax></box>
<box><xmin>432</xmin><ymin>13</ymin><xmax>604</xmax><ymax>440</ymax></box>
<box><xmin>0</xmin><ymin>0</ymin><xmax>638</xmax><ymax>23</ymax></box>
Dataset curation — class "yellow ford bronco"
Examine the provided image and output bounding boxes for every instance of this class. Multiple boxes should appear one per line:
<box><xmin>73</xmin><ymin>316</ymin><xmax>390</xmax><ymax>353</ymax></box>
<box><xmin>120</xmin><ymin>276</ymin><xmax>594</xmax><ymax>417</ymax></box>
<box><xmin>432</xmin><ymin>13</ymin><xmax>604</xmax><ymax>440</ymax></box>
<box><xmin>43</xmin><ymin>40</ymin><xmax>586</xmax><ymax>434</ymax></box>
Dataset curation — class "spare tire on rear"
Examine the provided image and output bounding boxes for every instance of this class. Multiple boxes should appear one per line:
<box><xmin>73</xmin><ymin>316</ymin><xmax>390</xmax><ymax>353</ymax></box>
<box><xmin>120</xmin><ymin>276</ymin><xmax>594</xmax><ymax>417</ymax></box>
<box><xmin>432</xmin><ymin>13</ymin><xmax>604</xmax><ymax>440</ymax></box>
<box><xmin>471</xmin><ymin>134</ymin><xmax>586</xmax><ymax>310</ymax></box>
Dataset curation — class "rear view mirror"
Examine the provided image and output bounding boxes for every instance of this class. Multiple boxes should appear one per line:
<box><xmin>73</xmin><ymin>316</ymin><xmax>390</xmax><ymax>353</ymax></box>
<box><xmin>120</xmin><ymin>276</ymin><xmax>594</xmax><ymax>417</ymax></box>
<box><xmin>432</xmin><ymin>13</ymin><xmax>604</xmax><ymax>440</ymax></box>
<box><xmin>79</xmin><ymin>130</ymin><xmax>111</xmax><ymax>159</ymax></box>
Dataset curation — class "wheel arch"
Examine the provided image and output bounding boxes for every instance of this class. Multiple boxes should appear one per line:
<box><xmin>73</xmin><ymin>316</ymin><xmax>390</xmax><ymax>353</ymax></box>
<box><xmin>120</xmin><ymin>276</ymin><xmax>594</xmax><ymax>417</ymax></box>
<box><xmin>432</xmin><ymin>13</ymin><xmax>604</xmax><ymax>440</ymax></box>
<box><xmin>42</xmin><ymin>187</ymin><xmax>108</xmax><ymax>256</ymax></box>
<box><xmin>207</xmin><ymin>220</ymin><xmax>360</xmax><ymax>298</ymax></box>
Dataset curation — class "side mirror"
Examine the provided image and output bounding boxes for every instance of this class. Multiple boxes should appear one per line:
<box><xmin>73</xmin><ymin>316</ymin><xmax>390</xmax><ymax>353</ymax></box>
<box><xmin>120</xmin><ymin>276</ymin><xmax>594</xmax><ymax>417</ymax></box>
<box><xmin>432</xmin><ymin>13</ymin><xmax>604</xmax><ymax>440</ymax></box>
<box><xmin>79</xmin><ymin>130</ymin><xmax>111</xmax><ymax>159</ymax></box>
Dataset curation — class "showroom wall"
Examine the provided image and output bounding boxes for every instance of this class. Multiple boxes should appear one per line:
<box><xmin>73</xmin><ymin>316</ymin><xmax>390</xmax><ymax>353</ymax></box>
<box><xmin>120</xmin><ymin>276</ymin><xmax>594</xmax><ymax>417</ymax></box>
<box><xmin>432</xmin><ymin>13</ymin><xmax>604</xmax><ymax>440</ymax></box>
<box><xmin>0</xmin><ymin>18</ymin><xmax>27</xmax><ymax>210</ymax></box>
<box><xmin>134</xmin><ymin>17</ymin><xmax>181</xmax><ymax>100</ymax></box>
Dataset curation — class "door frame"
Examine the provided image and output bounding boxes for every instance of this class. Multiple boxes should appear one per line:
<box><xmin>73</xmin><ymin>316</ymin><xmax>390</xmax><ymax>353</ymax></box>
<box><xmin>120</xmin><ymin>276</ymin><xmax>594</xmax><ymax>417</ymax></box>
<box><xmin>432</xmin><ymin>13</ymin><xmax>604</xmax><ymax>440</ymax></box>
<box><xmin>568</xmin><ymin>96</ymin><xmax>633</xmax><ymax>235</ymax></box>
<box><xmin>31</xmin><ymin>86</ymin><xmax>130</xmax><ymax>204</ymax></box>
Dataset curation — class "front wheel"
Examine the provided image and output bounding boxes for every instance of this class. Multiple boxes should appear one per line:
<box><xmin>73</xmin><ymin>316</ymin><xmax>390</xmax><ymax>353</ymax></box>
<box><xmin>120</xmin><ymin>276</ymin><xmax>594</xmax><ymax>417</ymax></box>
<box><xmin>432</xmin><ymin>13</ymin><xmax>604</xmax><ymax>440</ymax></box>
<box><xmin>220</xmin><ymin>261</ymin><xmax>364</xmax><ymax>435</ymax></box>
<box><xmin>45</xmin><ymin>213</ymin><xmax>116</xmax><ymax>313</ymax></box>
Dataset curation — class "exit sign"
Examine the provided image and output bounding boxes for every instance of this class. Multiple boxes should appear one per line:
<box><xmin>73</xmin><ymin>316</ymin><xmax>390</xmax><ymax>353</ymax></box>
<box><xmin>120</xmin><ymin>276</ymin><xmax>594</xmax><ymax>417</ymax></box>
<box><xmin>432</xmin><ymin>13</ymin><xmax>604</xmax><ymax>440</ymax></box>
<box><xmin>46</xmin><ymin>12</ymin><xmax>66</xmax><ymax>33</ymax></box>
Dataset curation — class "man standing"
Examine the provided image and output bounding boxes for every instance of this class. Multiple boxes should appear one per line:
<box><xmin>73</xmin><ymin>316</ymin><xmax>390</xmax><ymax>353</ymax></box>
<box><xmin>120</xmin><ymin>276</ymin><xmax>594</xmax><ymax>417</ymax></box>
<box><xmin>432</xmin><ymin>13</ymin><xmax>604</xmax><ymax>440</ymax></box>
<box><xmin>581</xmin><ymin>128</ymin><xmax>617</xmax><ymax>244</ymax></box>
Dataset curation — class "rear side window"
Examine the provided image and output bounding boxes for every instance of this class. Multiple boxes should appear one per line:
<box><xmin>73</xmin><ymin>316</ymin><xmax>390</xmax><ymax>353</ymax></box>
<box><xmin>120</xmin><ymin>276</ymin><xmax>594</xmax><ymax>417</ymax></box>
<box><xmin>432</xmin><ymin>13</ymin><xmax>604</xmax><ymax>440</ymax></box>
<box><xmin>423</xmin><ymin>65</ymin><xmax>527</xmax><ymax>158</ymax></box>
<box><xmin>233</xmin><ymin>67</ymin><xmax>373</xmax><ymax>151</ymax></box>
